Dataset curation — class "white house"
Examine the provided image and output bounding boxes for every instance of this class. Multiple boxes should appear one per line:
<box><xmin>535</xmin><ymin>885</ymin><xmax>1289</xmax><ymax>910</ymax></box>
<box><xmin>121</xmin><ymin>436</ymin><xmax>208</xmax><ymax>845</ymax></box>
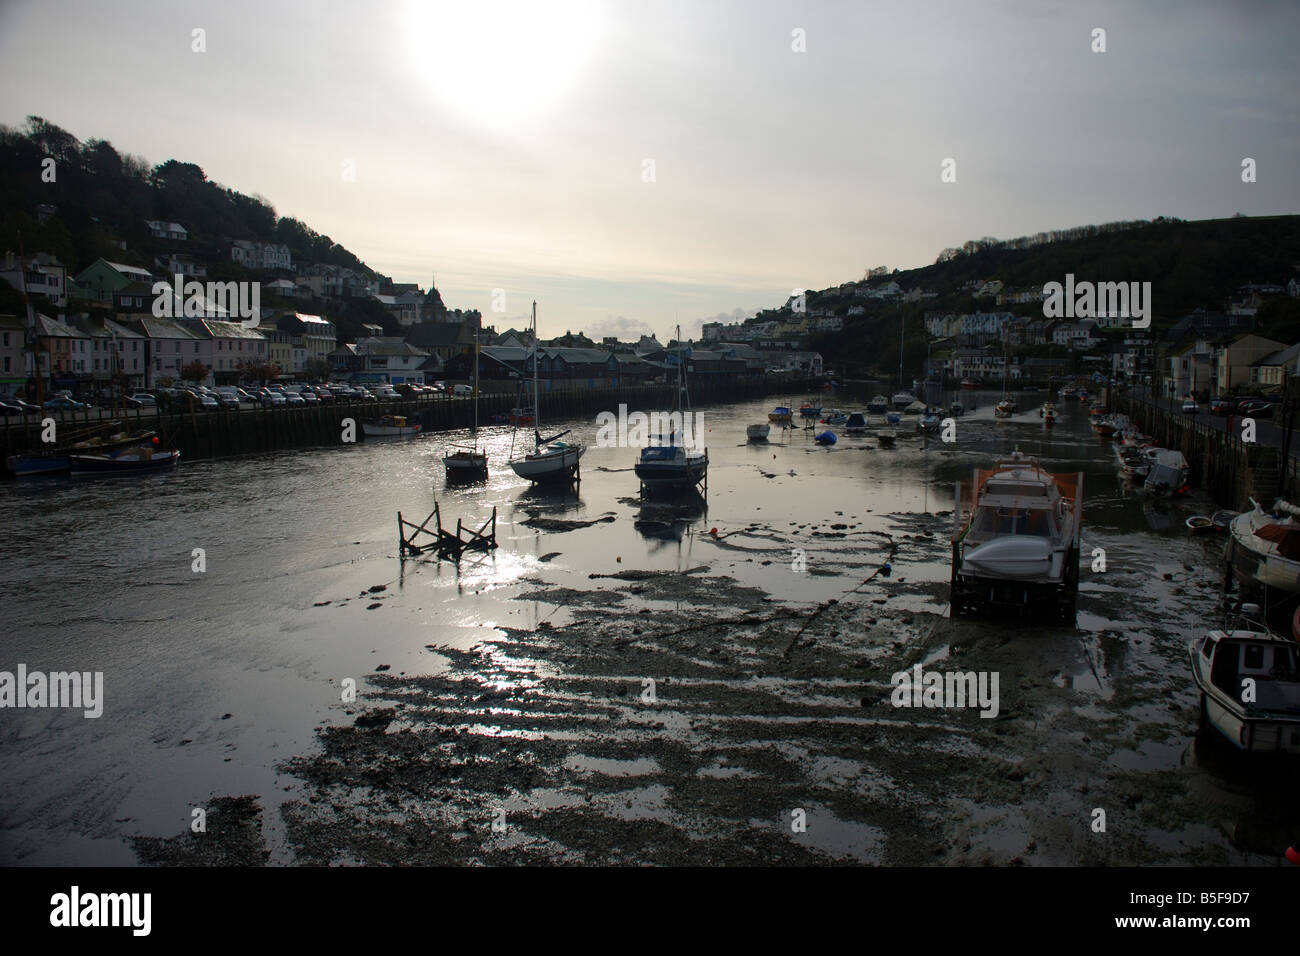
<box><xmin>144</xmin><ymin>221</ymin><xmax>188</xmax><ymax>241</ymax></box>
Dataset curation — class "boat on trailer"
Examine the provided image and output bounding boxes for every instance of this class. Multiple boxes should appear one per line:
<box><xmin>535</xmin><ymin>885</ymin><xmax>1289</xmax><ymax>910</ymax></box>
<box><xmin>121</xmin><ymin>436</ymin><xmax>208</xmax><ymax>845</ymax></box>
<box><xmin>950</xmin><ymin>449</ymin><xmax>1082</xmax><ymax>622</ymax></box>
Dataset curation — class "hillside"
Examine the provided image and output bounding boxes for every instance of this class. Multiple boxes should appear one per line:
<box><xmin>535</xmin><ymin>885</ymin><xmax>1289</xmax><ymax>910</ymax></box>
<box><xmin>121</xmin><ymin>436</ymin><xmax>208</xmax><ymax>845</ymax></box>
<box><xmin>790</xmin><ymin>215</ymin><xmax>1300</xmax><ymax>379</ymax></box>
<box><xmin>0</xmin><ymin>115</ymin><xmax>388</xmax><ymax>336</ymax></box>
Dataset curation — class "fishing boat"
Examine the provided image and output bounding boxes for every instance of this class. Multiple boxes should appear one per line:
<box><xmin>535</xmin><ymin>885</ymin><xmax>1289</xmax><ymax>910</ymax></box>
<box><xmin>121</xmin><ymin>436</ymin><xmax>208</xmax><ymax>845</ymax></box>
<box><xmin>844</xmin><ymin>412</ymin><xmax>868</xmax><ymax>436</ymax></box>
<box><xmin>1186</xmin><ymin>515</ymin><xmax>1215</xmax><ymax>533</ymax></box>
<box><xmin>994</xmin><ymin>398</ymin><xmax>1017</xmax><ymax>418</ymax></box>
<box><xmin>867</xmin><ymin>395</ymin><xmax>890</xmax><ymax>415</ymax></box>
<box><xmin>1224</xmin><ymin>499</ymin><xmax>1300</xmax><ymax>612</ymax></box>
<box><xmin>362</xmin><ymin>414</ymin><xmax>420</xmax><ymax>438</ymax></box>
<box><xmin>746</xmin><ymin>423</ymin><xmax>770</xmax><ymax>442</ymax></box>
<box><xmin>1189</xmin><ymin>605</ymin><xmax>1300</xmax><ymax>753</ymax></box>
<box><xmin>1040</xmin><ymin>401</ymin><xmax>1057</xmax><ymax>426</ymax></box>
<box><xmin>950</xmin><ymin>449</ymin><xmax>1083</xmax><ymax>621</ymax></box>
<box><xmin>876</xmin><ymin>429</ymin><xmax>897</xmax><ymax>448</ymax></box>
<box><xmin>69</xmin><ymin>442</ymin><xmax>179</xmax><ymax>476</ymax></box>
<box><xmin>634</xmin><ymin>325</ymin><xmax>707</xmax><ymax>491</ymax></box>
<box><xmin>1142</xmin><ymin>449</ymin><xmax>1189</xmax><ymax>497</ymax></box>
<box><xmin>768</xmin><ymin>406</ymin><xmax>793</xmax><ymax>425</ymax></box>
<box><xmin>960</xmin><ymin>378</ymin><xmax>979</xmax><ymax>391</ymax></box>
<box><xmin>814</xmin><ymin>430</ymin><xmax>837</xmax><ymax>445</ymax></box>
<box><xmin>510</xmin><ymin>303</ymin><xmax>585</xmax><ymax>484</ymax></box>
<box><xmin>891</xmin><ymin>390</ymin><xmax>915</xmax><ymax>410</ymax></box>
<box><xmin>798</xmin><ymin>401</ymin><xmax>822</xmax><ymax>421</ymax></box>
<box><xmin>443</xmin><ymin>335</ymin><xmax>487</xmax><ymax>480</ymax></box>
<box><xmin>6</xmin><ymin>424</ymin><xmax>158</xmax><ymax>477</ymax></box>
<box><xmin>821</xmin><ymin>409</ymin><xmax>848</xmax><ymax>425</ymax></box>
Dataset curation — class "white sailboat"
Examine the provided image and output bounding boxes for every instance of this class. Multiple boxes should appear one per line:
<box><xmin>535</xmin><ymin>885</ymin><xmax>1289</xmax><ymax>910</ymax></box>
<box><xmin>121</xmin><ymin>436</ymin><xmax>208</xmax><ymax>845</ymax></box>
<box><xmin>509</xmin><ymin>302</ymin><xmax>584</xmax><ymax>483</ymax></box>
<box><xmin>443</xmin><ymin>332</ymin><xmax>487</xmax><ymax>479</ymax></box>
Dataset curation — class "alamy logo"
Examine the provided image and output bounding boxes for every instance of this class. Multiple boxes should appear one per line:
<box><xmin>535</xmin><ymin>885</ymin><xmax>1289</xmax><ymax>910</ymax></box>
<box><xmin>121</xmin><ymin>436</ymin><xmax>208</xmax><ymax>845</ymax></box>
<box><xmin>50</xmin><ymin>886</ymin><xmax>151</xmax><ymax>936</ymax></box>
<box><xmin>890</xmin><ymin>664</ymin><xmax>999</xmax><ymax>718</ymax></box>
<box><xmin>152</xmin><ymin>274</ymin><xmax>261</xmax><ymax>328</ymax></box>
<box><xmin>595</xmin><ymin>404</ymin><xmax>706</xmax><ymax>451</ymax></box>
<box><xmin>1042</xmin><ymin>273</ymin><xmax>1151</xmax><ymax>328</ymax></box>
<box><xmin>0</xmin><ymin>664</ymin><xmax>103</xmax><ymax>718</ymax></box>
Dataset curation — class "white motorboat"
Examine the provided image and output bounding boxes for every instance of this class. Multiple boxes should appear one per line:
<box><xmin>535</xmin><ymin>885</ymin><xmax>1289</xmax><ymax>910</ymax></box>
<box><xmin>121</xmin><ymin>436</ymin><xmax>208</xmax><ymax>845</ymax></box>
<box><xmin>1189</xmin><ymin>604</ymin><xmax>1300</xmax><ymax>753</ymax></box>
<box><xmin>867</xmin><ymin>395</ymin><xmax>889</xmax><ymax>415</ymax></box>
<box><xmin>892</xmin><ymin>391</ymin><xmax>915</xmax><ymax>410</ymax></box>
<box><xmin>363</xmin><ymin>414</ymin><xmax>421</xmax><ymax>438</ymax></box>
<box><xmin>950</xmin><ymin>449</ymin><xmax>1083</xmax><ymax>621</ymax></box>
<box><xmin>510</xmin><ymin>302</ymin><xmax>585</xmax><ymax>483</ymax></box>
<box><xmin>747</xmin><ymin>423</ymin><xmax>771</xmax><ymax>441</ymax></box>
<box><xmin>1225</xmin><ymin>499</ymin><xmax>1300</xmax><ymax>608</ymax></box>
<box><xmin>903</xmin><ymin>400</ymin><xmax>927</xmax><ymax>415</ymax></box>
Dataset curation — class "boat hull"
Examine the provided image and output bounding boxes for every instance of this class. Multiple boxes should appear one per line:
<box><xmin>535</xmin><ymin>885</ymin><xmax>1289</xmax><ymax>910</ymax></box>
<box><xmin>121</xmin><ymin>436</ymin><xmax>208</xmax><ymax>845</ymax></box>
<box><xmin>510</xmin><ymin>445</ymin><xmax>583</xmax><ymax>482</ymax></box>
<box><xmin>68</xmin><ymin>451</ymin><xmax>180</xmax><ymax>475</ymax></box>
<box><xmin>746</xmin><ymin>424</ymin><xmax>770</xmax><ymax>441</ymax></box>
<box><xmin>635</xmin><ymin>457</ymin><xmax>708</xmax><ymax>489</ymax></box>
<box><xmin>363</xmin><ymin>424</ymin><xmax>420</xmax><ymax>437</ymax></box>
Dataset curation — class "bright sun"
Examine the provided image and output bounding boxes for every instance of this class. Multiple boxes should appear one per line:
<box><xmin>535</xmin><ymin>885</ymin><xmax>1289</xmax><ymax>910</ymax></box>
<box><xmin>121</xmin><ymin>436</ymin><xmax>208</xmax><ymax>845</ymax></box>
<box><xmin>405</xmin><ymin>0</ymin><xmax>605</xmax><ymax>130</ymax></box>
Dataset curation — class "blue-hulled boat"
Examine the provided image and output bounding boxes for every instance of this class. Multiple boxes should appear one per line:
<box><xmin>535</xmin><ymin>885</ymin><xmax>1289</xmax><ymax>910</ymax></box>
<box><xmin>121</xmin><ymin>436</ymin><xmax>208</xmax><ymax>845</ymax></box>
<box><xmin>845</xmin><ymin>412</ymin><xmax>868</xmax><ymax>435</ymax></box>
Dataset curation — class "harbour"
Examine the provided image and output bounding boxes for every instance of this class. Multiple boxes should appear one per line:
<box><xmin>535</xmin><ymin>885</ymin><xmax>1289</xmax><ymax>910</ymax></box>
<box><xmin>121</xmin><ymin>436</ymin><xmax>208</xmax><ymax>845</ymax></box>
<box><xmin>2</xmin><ymin>390</ymin><xmax>1294</xmax><ymax>866</ymax></box>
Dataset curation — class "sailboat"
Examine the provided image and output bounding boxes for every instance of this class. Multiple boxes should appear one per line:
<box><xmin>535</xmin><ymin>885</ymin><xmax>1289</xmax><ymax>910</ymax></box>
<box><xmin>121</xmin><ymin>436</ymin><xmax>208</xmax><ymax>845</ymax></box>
<box><xmin>509</xmin><ymin>302</ymin><xmax>584</xmax><ymax>483</ymax></box>
<box><xmin>993</xmin><ymin>326</ymin><xmax>1017</xmax><ymax>418</ymax></box>
<box><xmin>442</xmin><ymin>332</ymin><xmax>487</xmax><ymax>479</ymax></box>
<box><xmin>634</xmin><ymin>326</ymin><xmax>708</xmax><ymax>491</ymax></box>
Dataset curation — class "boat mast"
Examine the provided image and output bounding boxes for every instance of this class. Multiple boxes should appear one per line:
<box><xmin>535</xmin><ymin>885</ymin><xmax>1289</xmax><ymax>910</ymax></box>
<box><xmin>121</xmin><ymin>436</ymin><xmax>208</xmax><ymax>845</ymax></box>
<box><xmin>532</xmin><ymin>301</ymin><xmax>539</xmax><ymax>450</ymax></box>
<box><xmin>472</xmin><ymin>327</ymin><xmax>479</xmax><ymax>443</ymax></box>
<box><xmin>898</xmin><ymin>309</ymin><xmax>904</xmax><ymax>389</ymax></box>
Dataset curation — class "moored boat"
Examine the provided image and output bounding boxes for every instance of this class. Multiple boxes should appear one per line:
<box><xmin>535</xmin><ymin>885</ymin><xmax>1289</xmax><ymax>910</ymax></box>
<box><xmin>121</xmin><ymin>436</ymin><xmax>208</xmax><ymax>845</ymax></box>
<box><xmin>768</xmin><ymin>406</ymin><xmax>793</xmax><ymax>425</ymax></box>
<box><xmin>960</xmin><ymin>378</ymin><xmax>979</xmax><ymax>391</ymax></box>
<box><xmin>844</xmin><ymin>412</ymin><xmax>868</xmax><ymax>435</ymax></box>
<box><xmin>362</xmin><ymin>414</ymin><xmax>420</xmax><ymax>437</ymax></box>
<box><xmin>798</xmin><ymin>401</ymin><xmax>821</xmax><ymax>421</ymax></box>
<box><xmin>1040</xmin><ymin>401</ymin><xmax>1057</xmax><ymax>426</ymax></box>
<box><xmin>1189</xmin><ymin>605</ymin><xmax>1300</xmax><ymax>753</ymax></box>
<box><xmin>950</xmin><ymin>449</ymin><xmax>1083</xmax><ymax>621</ymax></box>
<box><xmin>746</xmin><ymin>423</ymin><xmax>770</xmax><ymax>442</ymax></box>
<box><xmin>821</xmin><ymin>409</ymin><xmax>848</xmax><ymax>425</ymax></box>
<box><xmin>892</xmin><ymin>391</ymin><xmax>915</xmax><ymax>410</ymax></box>
<box><xmin>904</xmin><ymin>399</ymin><xmax>927</xmax><ymax>415</ymax></box>
<box><xmin>814</xmin><ymin>430</ymin><xmax>836</xmax><ymax>445</ymax></box>
<box><xmin>885</xmin><ymin>411</ymin><xmax>902</xmax><ymax>425</ymax></box>
<box><xmin>866</xmin><ymin>395</ymin><xmax>890</xmax><ymax>415</ymax></box>
<box><xmin>994</xmin><ymin>398</ymin><xmax>1017</xmax><ymax>418</ymax></box>
<box><xmin>7</xmin><ymin>425</ymin><xmax>158</xmax><ymax>477</ymax></box>
<box><xmin>1186</xmin><ymin>515</ymin><xmax>1215</xmax><ymax>532</ymax></box>
<box><xmin>1224</xmin><ymin>499</ymin><xmax>1300</xmax><ymax>613</ymax></box>
<box><xmin>509</xmin><ymin>303</ymin><xmax>584</xmax><ymax>484</ymax></box>
<box><xmin>1142</xmin><ymin>449</ymin><xmax>1189</xmax><ymax>496</ymax></box>
<box><xmin>635</xmin><ymin>325</ymin><xmax>706</xmax><ymax>492</ymax></box>
<box><xmin>69</xmin><ymin>443</ymin><xmax>179</xmax><ymax>476</ymax></box>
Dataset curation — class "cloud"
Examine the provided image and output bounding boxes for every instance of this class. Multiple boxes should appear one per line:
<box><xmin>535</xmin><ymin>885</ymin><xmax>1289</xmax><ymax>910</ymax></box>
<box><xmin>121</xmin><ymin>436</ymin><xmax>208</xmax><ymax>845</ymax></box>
<box><xmin>585</xmin><ymin>314</ymin><xmax>655</xmax><ymax>341</ymax></box>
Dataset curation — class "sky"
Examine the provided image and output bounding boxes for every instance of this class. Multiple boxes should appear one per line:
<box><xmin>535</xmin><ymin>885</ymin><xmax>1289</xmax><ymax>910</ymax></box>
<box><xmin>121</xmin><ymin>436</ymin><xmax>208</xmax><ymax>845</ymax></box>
<box><xmin>1</xmin><ymin>0</ymin><xmax>1298</xmax><ymax>340</ymax></box>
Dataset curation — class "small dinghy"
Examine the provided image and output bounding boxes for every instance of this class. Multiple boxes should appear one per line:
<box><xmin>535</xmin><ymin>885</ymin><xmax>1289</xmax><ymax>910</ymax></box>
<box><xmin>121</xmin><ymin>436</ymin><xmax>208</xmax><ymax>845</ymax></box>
<box><xmin>746</xmin><ymin>423</ymin><xmax>770</xmax><ymax>442</ymax></box>
<box><xmin>1211</xmin><ymin>509</ymin><xmax>1240</xmax><ymax>533</ymax></box>
<box><xmin>814</xmin><ymin>430</ymin><xmax>837</xmax><ymax>445</ymax></box>
<box><xmin>885</xmin><ymin>411</ymin><xmax>902</xmax><ymax>425</ymax></box>
<box><xmin>1186</xmin><ymin>515</ymin><xmax>1215</xmax><ymax>533</ymax></box>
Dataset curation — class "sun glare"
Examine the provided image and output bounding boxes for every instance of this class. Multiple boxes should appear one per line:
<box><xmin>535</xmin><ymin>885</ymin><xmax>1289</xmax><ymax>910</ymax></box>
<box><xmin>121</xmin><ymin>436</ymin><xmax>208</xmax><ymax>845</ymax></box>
<box><xmin>405</xmin><ymin>0</ymin><xmax>605</xmax><ymax>130</ymax></box>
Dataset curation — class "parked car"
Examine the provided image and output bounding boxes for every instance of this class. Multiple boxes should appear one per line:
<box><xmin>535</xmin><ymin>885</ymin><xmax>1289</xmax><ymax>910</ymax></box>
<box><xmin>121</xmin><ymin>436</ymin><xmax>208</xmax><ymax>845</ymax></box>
<box><xmin>1209</xmin><ymin>398</ymin><xmax>1230</xmax><ymax>416</ymax></box>
<box><xmin>312</xmin><ymin>386</ymin><xmax>334</xmax><ymax>402</ymax></box>
<box><xmin>284</xmin><ymin>391</ymin><xmax>306</xmax><ymax>405</ymax></box>
<box><xmin>452</xmin><ymin>384</ymin><xmax>473</xmax><ymax>397</ymax></box>
<box><xmin>128</xmin><ymin>393</ymin><xmax>158</xmax><ymax>406</ymax></box>
<box><xmin>0</xmin><ymin>401</ymin><xmax>28</xmax><ymax>416</ymax></box>
<box><xmin>44</xmin><ymin>396</ymin><xmax>86</xmax><ymax>410</ymax></box>
<box><xmin>261</xmin><ymin>390</ymin><xmax>286</xmax><ymax>407</ymax></box>
<box><xmin>5</xmin><ymin>399</ymin><xmax>41</xmax><ymax>414</ymax></box>
<box><xmin>1181</xmin><ymin>399</ymin><xmax>1199</xmax><ymax>415</ymax></box>
<box><xmin>1237</xmin><ymin>399</ymin><xmax>1276</xmax><ymax>419</ymax></box>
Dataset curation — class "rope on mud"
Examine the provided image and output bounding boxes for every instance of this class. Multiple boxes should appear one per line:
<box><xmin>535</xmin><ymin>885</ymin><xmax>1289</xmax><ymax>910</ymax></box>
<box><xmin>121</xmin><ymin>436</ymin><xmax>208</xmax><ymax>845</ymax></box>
<box><xmin>782</xmin><ymin>533</ymin><xmax>900</xmax><ymax>659</ymax></box>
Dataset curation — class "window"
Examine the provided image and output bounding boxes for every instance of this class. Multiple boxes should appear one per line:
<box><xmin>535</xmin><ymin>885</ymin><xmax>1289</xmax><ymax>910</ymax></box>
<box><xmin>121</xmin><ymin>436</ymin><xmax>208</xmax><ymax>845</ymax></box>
<box><xmin>176</xmin><ymin>342</ymin><xmax>181</xmax><ymax>352</ymax></box>
<box><xmin>1243</xmin><ymin>645</ymin><xmax>1264</xmax><ymax>670</ymax></box>
<box><xmin>195</xmin><ymin>343</ymin><xmax>200</xmax><ymax>353</ymax></box>
<box><xmin>2</xmin><ymin>357</ymin><xmax>8</xmax><ymax>372</ymax></box>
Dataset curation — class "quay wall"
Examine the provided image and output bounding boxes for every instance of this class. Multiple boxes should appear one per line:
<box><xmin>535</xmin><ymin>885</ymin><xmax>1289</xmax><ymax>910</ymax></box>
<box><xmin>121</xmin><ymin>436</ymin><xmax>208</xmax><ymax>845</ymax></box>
<box><xmin>1</xmin><ymin>376</ymin><xmax>820</xmax><ymax>467</ymax></box>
